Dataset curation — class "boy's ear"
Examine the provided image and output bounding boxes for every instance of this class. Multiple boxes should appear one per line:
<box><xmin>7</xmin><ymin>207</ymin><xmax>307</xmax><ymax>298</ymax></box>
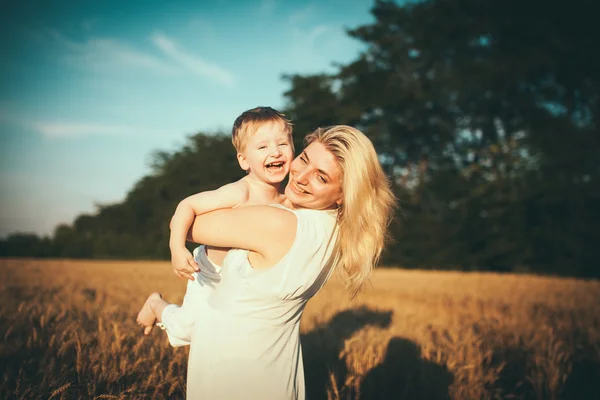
<box><xmin>237</xmin><ymin>153</ymin><xmax>250</xmax><ymax>171</ymax></box>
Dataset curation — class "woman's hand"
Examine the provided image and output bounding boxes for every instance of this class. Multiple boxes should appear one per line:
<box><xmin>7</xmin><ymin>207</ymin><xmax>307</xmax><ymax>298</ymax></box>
<box><xmin>171</xmin><ymin>247</ymin><xmax>199</xmax><ymax>280</ymax></box>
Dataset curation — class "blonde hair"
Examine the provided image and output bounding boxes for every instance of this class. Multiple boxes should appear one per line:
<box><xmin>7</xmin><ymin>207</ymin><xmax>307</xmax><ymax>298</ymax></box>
<box><xmin>232</xmin><ymin>106</ymin><xmax>293</xmax><ymax>152</ymax></box>
<box><xmin>306</xmin><ymin>125</ymin><xmax>397</xmax><ymax>297</ymax></box>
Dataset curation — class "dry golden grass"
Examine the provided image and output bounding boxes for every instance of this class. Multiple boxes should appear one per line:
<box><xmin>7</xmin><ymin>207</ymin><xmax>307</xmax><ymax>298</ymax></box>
<box><xmin>1</xmin><ymin>259</ymin><xmax>599</xmax><ymax>399</ymax></box>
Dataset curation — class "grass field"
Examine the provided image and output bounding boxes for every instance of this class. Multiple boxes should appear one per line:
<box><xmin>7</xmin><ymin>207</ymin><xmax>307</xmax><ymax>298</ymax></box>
<box><xmin>1</xmin><ymin>259</ymin><xmax>599</xmax><ymax>399</ymax></box>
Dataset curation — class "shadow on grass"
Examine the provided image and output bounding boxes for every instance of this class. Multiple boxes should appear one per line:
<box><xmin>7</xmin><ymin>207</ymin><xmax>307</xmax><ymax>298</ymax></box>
<box><xmin>488</xmin><ymin>344</ymin><xmax>535</xmax><ymax>398</ymax></box>
<box><xmin>301</xmin><ymin>306</ymin><xmax>393</xmax><ymax>400</ymax></box>
<box><xmin>360</xmin><ymin>337</ymin><xmax>454</xmax><ymax>399</ymax></box>
<box><xmin>563</xmin><ymin>346</ymin><xmax>600</xmax><ymax>400</ymax></box>
<box><xmin>486</xmin><ymin>331</ymin><xmax>600</xmax><ymax>399</ymax></box>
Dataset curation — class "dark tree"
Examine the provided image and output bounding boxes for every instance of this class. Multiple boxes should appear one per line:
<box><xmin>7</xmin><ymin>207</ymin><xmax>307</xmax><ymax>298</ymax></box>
<box><xmin>283</xmin><ymin>0</ymin><xmax>600</xmax><ymax>276</ymax></box>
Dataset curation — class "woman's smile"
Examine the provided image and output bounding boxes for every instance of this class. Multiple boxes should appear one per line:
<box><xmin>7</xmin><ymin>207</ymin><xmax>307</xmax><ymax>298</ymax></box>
<box><xmin>289</xmin><ymin>178</ymin><xmax>310</xmax><ymax>195</ymax></box>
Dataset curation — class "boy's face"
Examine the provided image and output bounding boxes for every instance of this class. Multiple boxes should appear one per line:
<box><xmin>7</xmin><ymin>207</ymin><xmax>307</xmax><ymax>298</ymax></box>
<box><xmin>237</xmin><ymin>121</ymin><xmax>294</xmax><ymax>185</ymax></box>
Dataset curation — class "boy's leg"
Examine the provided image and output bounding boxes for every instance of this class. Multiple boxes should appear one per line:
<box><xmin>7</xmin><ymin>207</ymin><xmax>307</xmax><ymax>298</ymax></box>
<box><xmin>136</xmin><ymin>292</ymin><xmax>169</xmax><ymax>335</ymax></box>
<box><xmin>158</xmin><ymin>245</ymin><xmax>221</xmax><ymax>347</ymax></box>
<box><xmin>158</xmin><ymin>278</ymin><xmax>206</xmax><ymax>346</ymax></box>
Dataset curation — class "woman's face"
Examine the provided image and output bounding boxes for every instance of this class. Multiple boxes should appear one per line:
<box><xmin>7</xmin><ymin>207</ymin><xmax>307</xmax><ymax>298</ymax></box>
<box><xmin>285</xmin><ymin>141</ymin><xmax>342</xmax><ymax>210</ymax></box>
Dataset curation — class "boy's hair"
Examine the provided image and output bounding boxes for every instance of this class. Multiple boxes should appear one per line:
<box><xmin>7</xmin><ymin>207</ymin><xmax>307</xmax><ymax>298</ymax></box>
<box><xmin>232</xmin><ymin>107</ymin><xmax>293</xmax><ymax>152</ymax></box>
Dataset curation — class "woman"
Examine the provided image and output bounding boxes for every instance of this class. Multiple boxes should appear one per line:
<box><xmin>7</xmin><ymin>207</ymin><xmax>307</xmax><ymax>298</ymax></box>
<box><xmin>146</xmin><ymin>126</ymin><xmax>395</xmax><ymax>399</ymax></box>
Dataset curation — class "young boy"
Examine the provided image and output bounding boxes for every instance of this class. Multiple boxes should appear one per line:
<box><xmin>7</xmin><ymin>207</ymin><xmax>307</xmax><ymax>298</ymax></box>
<box><xmin>136</xmin><ymin>106</ymin><xmax>294</xmax><ymax>345</ymax></box>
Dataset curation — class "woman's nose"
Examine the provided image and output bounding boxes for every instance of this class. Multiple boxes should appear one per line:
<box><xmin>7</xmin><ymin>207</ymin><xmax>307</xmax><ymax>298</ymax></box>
<box><xmin>295</xmin><ymin>167</ymin><xmax>309</xmax><ymax>183</ymax></box>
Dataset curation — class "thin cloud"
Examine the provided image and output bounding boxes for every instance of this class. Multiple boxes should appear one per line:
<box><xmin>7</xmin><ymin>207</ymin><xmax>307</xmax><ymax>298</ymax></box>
<box><xmin>289</xmin><ymin>24</ymin><xmax>332</xmax><ymax>60</ymax></box>
<box><xmin>81</xmin><ymin>18</ymin><xmax>98</xmax><ymax>31</ymax></box>
<box><xmin>187</xmin><ymin>17</ymin><xmax>216</xmax><ymax>38</ymax></box>
<box><xmin>287</xmin><ymin>6</ymin><xmax>332</xmax><ymax>56</ymax></box>
<box><xmin>151</xmin><ymin>32</ymin><xmax>235</xmax><ymax>87</ymax></box>
<box><xmin>280</xmin><ymin>3</ymin><xmax>358</xmax><ymax>75</ymax></box>
<box><xmin>49</xmin><ymin>30</ymin><xmax>177</xmax><ymax>75</ymax></box>
<box><xmin>2</xmin><ymin>112</ymin><xmax>136</xmax><ymax>138</ymax></box>
<box><xmin>288</xmin><ymin>4</ymin><xmax>316</xmax><ymax>25</ymax></box>
<box><xmin>307</xmin><ymin>25</ymin><xmax>329</xmax><ymax>42</ymax></box>
<box><xmin>32</xmin><ymin>121</ymin><xmax>140</xmax><ymax>138</ymax></box>
<box><xmin>259</xmin><ymin>0</ymin><xmax>277</xmax><ymax>15</ymax></box>
<box><xmin>47</xmin><ymin>30</ymin><xmax>234</xmax><ymax>86</ymax></box>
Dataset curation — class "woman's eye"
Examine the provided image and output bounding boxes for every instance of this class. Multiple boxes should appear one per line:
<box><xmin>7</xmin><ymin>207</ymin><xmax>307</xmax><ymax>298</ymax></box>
<box><xmin>318</xmin><ymin>175</ymin><xmax>326</xmax><ymax>183</ymax></box>
<box><xmin>278</xmin><ymin>143</ymin><xmax>288</xmax><ymax>147</ymax></box>
<box><xmin>259</xmin><ymin>146</ymin><xmax>266</xmax><ymax>150</ymax></box>
<box><xmin>300</xmin><ymin>156</ymin><xmax>307</xmax><ymax>163</ymax></box>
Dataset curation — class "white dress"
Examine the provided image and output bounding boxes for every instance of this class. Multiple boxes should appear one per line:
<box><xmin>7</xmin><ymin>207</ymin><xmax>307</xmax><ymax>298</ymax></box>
<box><xmin>186</xmin><ymin>206</ymin><xmax>338</xmax><ymax>399</ymax></box>
<box><xmin>159</xmin><ymin>245</ymin><xmax>221</xmax><ymax>347</ymax></box>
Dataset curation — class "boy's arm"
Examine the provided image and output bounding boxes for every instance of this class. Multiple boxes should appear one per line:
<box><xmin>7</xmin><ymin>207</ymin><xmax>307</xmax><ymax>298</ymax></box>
<box><xmin>169</xmin><ymin>180</ymin><xmax>249</xmax><ymax>280</ymax></box>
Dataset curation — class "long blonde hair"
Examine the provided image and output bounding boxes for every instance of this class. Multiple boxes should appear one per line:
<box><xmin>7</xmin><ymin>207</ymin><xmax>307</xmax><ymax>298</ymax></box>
<box><xmin>305</xmin><ymin>125</ymin><xmax>397</xmax><ymax>297</ymax></box>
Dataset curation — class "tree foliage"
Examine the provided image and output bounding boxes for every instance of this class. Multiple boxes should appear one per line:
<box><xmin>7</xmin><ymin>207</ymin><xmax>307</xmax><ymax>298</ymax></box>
<box><xmin>2</xmin><ymin>0</ymin><xmax>598</xmax><ymax>278</ymax></box>
<box><xmin>282</xmin><ymin>0</ymin><xmax>600</xmax><ymax>276</ymax></box>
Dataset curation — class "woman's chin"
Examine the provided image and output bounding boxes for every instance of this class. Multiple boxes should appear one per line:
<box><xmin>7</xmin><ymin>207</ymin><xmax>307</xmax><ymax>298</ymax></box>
<box><xmin>284</xmin><ymin>188</ymin><xmax>302</xmax><ymax>204</ymax></box>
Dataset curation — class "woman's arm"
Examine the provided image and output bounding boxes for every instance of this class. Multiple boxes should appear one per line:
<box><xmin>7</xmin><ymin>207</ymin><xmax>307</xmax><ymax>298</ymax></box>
<box><xmin>187</xmin><ymin>205</ymin><xmax>297</xmax><ymax>265</ymax></box>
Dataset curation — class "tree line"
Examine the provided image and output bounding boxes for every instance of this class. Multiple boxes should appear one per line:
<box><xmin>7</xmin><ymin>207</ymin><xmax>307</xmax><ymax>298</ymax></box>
<box><xmin>2</xmin><ymin>0</ymin><xmax>598</xmax><ymax>277</ymax></box>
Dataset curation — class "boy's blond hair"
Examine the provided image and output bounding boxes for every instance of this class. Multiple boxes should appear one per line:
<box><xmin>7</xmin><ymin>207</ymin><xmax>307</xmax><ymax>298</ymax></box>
<box><xmin>232</xmin><ymin>107</ymin><xmax>293</xmax><ymax>152</ymax></box>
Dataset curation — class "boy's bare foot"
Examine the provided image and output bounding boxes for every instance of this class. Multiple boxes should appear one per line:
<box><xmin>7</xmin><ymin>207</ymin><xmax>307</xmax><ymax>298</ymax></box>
<box><xmin>136</xmin><ymin>292</ymin><xmax>162</xmax><ymax>335</ymax></box>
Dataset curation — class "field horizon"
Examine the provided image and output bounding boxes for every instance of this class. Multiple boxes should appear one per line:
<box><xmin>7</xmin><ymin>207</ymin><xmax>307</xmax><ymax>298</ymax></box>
<box><xmin>1</xmin><ymin>258</ymin><xmax>599</xmax><ymax>399</ymax></box>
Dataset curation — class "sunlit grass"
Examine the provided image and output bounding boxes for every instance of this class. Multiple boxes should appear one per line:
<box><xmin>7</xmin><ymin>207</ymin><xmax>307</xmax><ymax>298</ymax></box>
<box><xmin>1</xmin><ymin>259</ymin><xmax>599</xmax><ymax>399</ymax></box>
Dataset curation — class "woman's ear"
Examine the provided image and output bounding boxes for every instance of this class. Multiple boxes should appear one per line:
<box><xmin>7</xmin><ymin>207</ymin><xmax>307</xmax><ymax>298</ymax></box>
<box><xmin>237</xmin><ymin>153</ymin><xmax>250</xmax><ymax>171</ymax></box>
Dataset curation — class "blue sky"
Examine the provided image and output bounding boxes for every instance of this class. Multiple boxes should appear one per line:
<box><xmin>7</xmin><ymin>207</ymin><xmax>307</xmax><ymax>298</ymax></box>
<box><xmin>0</xmin><ymin>0</ymin><xmax>376</xmax><ymax>237</ymax></box>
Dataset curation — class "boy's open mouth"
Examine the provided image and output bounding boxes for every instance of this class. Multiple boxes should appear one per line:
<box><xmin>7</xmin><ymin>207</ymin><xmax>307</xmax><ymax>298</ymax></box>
<box><xmin>266</xmin><ymin>161</ymin><xmax>285</xmax><ymax>172</ymax></box>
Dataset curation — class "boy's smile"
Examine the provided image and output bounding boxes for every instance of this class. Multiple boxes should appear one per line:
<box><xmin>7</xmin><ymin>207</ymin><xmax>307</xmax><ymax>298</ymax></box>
<box><xmin>237</xmin><ymin>121</ymin><xmax>294</xmax><ymax>185</ymax></box>
<box><xmin>265</xmin><ymin>160</ymin><xmax>285</xmax><ymax>173</ymax></box>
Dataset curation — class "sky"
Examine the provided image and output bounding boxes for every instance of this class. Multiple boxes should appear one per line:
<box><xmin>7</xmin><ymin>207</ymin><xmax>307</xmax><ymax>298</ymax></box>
<box><xmin>0</xmin><ymin>0</ymin><xmax>376</xmax><ymax>238</ymax></box>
